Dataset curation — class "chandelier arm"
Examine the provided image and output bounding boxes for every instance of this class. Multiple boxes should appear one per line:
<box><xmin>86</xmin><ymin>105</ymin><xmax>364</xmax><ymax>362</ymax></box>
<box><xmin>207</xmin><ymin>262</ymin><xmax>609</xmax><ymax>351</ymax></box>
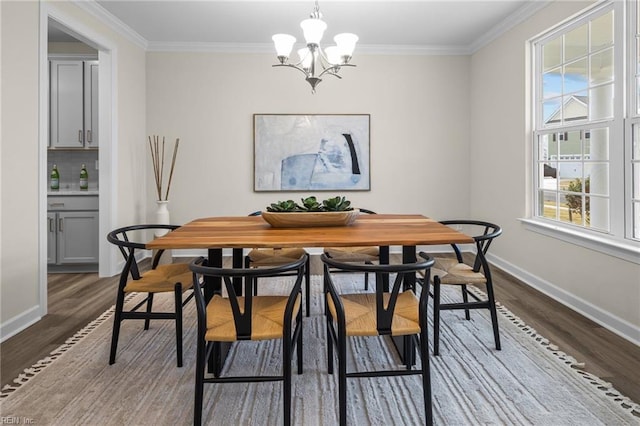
<box><xmin>272</xmin><ymin>63</ymin><xmax>310</xmax><ymax>77</ymax></box>
<box><xmin>318</xmin><ymin>68</ymin><xmax>342</xmax><ymax>79</ymax></box>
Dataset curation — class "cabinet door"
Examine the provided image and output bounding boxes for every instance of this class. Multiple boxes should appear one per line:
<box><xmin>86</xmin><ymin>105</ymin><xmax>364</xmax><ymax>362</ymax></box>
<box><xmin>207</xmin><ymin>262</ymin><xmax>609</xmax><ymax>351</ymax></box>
<box><xmin>50</xmin><ymin>60</ymin><xmax>84</xmax><ymax>148</ymax></box>
<box><xmin>57</xmin><ymin>211</ymin><xmax>99</xmax><ymax>264</ymax></box>
<box><xmin>84</xmin><ymin>61</ymin><xmax>99</xmax><ymax>147</ymax></box>
<box><xmin>47</xmin><ymin>212</ymin><xmax>57</xmax><ymax>265</ymax></box>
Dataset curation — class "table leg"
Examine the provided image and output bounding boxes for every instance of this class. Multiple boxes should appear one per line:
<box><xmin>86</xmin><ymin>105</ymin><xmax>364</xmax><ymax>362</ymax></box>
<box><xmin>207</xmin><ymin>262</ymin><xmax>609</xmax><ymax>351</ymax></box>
<box><xmin>390</xmin><ymin>246</ymin><xmax>417</xmax><ymax>367</ymax></box>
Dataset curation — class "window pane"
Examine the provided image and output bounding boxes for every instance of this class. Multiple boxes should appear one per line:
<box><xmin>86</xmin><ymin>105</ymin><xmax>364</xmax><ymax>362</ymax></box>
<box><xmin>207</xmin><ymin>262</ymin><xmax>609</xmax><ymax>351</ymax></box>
<box><xmin>538</xmin><ymin>133</ymin><xmax>556</xmax><ymax>159</ymax></box>
<box><xmin>558</xmin><ymin>131</ymin><xmax>582</xmax><ymax>157</ymax></box>
<box><xmin>543</xmin><ymin>37</ymin><xmax>562</xmax><ymax>71</ymax></box>
<box><xmin>634</xmin><ymin>201</ymin><xmax>640</xmax><ymax>239</ymax></box>
<box><xmin>591</xmin><ymin>11</ymin><xmax>613</xmax><ymax>51</ymax></box>
<box><xmin>561</xmin><ymin>191</ymin><xmax>583</xmax><ymax>225</ymax></box>
<box><xmin>563</xmin><ymin>59</ymin><xmax>588</xmax><ymax>93</ymax></box>
<box><xmin>590</xmin><ymin>48</ymin><xmax>614</xmax><ymax>84</ymax></box>
<box><xmin>539</xmin><ymin>190</ymin><xmax>558</xmax><ymax>219</ymax></box>
<box><xmin>558</xmin><ymin>162</ymin><xmax>583</xmax><ymax>183</ymax></box>
<box><xmin>633</xmin><ymin>163</ymin><xmax>640</xmax><ymax>199</ymax></box>
<box><xmin>586</xmin><ymin>195</ymin><xmax>609</xmax><ymax>231</ymax></box>
<box><xmin>584</xmin><ymin>128</ymin><xmax>609</xmax><ymax>161</ymax></box>
<box><xmin>634</xmin><ymin>124</ymin><xmax>640</xmax><ymax>159</ymax></box>
<box><xmin>563</xmin><ymin>92</ymin><xmax>588</xmax><ymax>122</ymax></box>
<box><xmin>589</xmin><ymin>84</ymin><xmax>614</xmax><ymax>120</ymax></box>
<box><xmin>543</xmin><ymin>68</ymin><xmax>562</xmax><ymax>99</ymax></box>
<box><xmin>585</xmin><ymin>162</ymin><xmax>609</xmax><ymax>196</ymax></box>
<box><xmin>543</xmin><ymin>98</ymin><xmax>562</xmax><ymax>124</ymax></box>
<box><xmin>565</xmin><ymin>23</ymin><xmax>588</xmax><ymax>61</ymax></box>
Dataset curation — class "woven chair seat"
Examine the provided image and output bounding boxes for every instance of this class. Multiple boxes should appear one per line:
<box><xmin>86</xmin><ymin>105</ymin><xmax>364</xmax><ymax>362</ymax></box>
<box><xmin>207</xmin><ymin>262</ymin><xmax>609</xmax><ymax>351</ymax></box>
<box><xmin>124</xmin><ymin>263</ymin><xmax>193</xmax><ymax>293</ymax></box>
<box><xmin>246</xmin><ymin>248</ymin><xmax>307</xmax><ymax>266</ymax></box>
<box><xmin>327</xmin><ymin>292</ymin><xmax>421</xmax><ymax>337</ymax></box>
<box><xmin>205</xmin><ymin>294</ymin><xmax>301</xmax><ymax>342</ymax></box>
<box><xmin>324</xmin><ymin>246</ymin><xmax>379</xmax><ymax>262</ymax></box>
<box><xmin>419</xmin><ymin>257</ymin><xmax>487</xmax><ymax>285</ymax></box>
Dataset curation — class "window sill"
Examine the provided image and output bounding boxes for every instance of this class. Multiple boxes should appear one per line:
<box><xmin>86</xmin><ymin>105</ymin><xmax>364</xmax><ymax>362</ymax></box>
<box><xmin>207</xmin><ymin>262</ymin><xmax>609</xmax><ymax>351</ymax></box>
<box><xmin>519</xmin><ymin>218</ymin><xmax>640</xmax><ymax>265</ymax></box>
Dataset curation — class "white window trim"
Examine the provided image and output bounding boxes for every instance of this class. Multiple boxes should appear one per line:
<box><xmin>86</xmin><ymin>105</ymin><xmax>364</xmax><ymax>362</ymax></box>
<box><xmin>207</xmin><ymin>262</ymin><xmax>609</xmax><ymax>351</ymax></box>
<box><xmin>520</xmin><ymin>217</ymin><xmax>640</xmax><ymax>264</ymax></box>
<box><xmin>528</xmin><ymin>0</ymin><xmax>640</xmax><ymax>254</ymax></box>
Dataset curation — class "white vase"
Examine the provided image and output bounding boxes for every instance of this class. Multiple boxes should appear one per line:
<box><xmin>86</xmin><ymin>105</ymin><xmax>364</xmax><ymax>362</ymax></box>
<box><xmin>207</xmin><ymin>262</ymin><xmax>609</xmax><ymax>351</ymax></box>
<box><xmin>154</xmin><ymin>200</ymin><xmax>170</xmax><ymax>237</ymax></box>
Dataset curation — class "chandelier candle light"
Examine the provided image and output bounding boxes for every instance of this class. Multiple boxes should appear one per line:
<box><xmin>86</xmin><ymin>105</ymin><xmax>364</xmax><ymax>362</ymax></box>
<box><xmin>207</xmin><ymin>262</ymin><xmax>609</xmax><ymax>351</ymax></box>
<box><xmin>272</xmin><ymin>1</ymin><xmax>358</xmax><ymax>93</ymax></box>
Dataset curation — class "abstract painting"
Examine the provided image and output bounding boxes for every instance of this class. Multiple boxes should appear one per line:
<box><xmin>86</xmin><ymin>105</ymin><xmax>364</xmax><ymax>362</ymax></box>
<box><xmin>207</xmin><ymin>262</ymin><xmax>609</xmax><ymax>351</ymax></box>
<box><xmin>254</xmin><ymin>114</ymin><xmax>370</xmax><ymax>191</ymax></box>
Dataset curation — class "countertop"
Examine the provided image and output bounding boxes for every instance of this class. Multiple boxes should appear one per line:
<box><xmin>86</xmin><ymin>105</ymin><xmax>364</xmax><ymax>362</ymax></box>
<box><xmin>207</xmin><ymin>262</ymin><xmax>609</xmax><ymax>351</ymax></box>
<box><xmin>48</xmin><ymin>185</ymin><xmax>99</xmax><ymax>196</ymax></box>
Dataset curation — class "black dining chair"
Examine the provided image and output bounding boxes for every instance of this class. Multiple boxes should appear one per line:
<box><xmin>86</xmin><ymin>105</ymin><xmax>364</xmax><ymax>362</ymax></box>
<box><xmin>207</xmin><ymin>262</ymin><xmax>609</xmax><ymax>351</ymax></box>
<box><xmin>106</xmin><ymin>224</ymin><xmax>194</xmax><ymax>367</ymax></box>
<box><xmin>418</xmin><ymin>220</ymin><xmax>502</xmax><ymax>355</ymax></box>
<box><xmin>323</xmin><ymin>208</ymin><xmax>389</xmax><ymax>290</ymax></box>
<box><xmin>245</xmin><ymin>211</ymin><xmax>311</xmax><ymax>316</ymax></box>
<box><xmin>322</xmin><ymin>252</ymin><xmax>436</xmax><ymax>426</ymax></box>
<box><xmin>190</xmin><ymin>253</ymin><xmax>307</xmax><ymax>426</ymax></box>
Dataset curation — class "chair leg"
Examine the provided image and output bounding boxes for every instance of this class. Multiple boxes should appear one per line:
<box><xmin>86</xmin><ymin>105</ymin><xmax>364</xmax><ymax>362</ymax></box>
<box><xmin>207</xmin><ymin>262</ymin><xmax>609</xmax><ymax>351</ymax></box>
<box><xmin>297</xmin><ymin>306</ymin><xmax>303</xmax><ymax>375</ymax></box>
<box><xmin>194</xmin><ymin>339</ymin><xmax>207</xmax><ymax>426</ymax></box>
<box><xmin>174</xmin><ymin>284</ymin><xmax>183</xmax><ymax>367</ymax></box>
<box><xmin>485</xmin><ymin>280</ymin><xmax>501</xmax><ymax>350</ymax></box>
<box><xmin>461</xmin><ymin>284</ymin><xmax>470</xmax><ymax>320</ymax></box>
<box><xmin>144</xmin><ymin>293</ymin><xmax>154</xmax><ymax>330</ymax></box>
<box><xmin>327</xmin><ymin>320</ymin><xmax>334</xmax><ymax>374</ymax></box>
<box><xmin>109</xmin><ymin>289</ymin><xmax>126</xmax><ymax>365</ymax></box>
<box><xmin>418</xmin><ymin>331</ymin><xmax>434</xmax><ymax>426</ymax></box>
<box><xmin>337</xmin><ymin>334</ymin><xmax>347</xmax><ymax>426</ymax></box>
<box><xmin>283</xmin><ymin>326</ymin><xmax>292</xmax><ymax>426</ymax></box>
<box><xmin>433</xmin><ymin>278</ymin><xmax>441</xmax><ymax>356</ymax></box>
<box><xmin>364</xmin><ymin>272</ymin><xmax>369</xmax><ymax>291</ymax></box>
<box><xmin>305</xmin><ymin>256</ymin><xmax>311</xmax><ymax>317</ymax></box>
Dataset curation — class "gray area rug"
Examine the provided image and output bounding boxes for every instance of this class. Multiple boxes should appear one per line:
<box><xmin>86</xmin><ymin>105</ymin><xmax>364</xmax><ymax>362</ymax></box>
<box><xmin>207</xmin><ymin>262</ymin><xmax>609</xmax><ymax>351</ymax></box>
<box><xmin>1</xmin><ymin>275</ymin><xmax>638</xmax><ymax>425</ymax></box>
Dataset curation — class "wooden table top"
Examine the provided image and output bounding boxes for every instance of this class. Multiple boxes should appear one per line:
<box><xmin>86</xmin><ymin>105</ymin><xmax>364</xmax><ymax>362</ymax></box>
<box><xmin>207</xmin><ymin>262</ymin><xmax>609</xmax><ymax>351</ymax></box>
<box><xmin>146</xmin><ymin>214</ymin><xmax>474</xmax><ymax>249</ymax></box>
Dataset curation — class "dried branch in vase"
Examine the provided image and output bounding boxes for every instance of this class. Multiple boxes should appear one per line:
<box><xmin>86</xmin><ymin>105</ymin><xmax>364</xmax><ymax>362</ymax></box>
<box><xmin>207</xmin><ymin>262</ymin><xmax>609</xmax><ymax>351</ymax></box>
<box><xmin>148</xmin><ymin>135</ymin><xmax>180</xmax><ymax>201</ymax></box>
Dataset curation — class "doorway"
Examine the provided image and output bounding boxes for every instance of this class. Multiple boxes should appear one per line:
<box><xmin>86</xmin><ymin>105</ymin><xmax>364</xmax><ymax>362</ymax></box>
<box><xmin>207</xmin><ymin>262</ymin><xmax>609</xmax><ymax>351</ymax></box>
<box><xmin>39</xmin><ymin>4</ymin><xmax>116</xmax><ymax>317</ymax></box>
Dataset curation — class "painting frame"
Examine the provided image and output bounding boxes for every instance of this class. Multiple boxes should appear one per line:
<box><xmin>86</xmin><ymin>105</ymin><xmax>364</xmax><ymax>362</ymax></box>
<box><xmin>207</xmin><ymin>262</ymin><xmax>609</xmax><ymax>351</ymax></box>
<box><xmin>253</xmin><ymin>114</ymin><xmax>371</xmax><ymax>192</ymax></box>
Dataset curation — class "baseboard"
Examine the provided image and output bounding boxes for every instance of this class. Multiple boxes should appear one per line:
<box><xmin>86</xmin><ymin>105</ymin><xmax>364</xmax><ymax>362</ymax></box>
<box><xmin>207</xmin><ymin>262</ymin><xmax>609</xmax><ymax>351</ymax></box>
<box><xmin>1</xmin><ymin>305</ymin><xmax>42</xmax><ymax>343</ymax></box>
<box><xmin>486</xmin><ymin>252</ymin><xmax>640</xmax><ymax>347</ymax></box>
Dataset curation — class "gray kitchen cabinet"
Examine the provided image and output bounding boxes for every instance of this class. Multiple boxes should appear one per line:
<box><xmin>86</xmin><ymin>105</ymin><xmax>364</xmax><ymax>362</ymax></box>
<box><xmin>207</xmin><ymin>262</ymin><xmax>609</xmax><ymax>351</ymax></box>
<box><xmin>50</xmin><ymin>59</ymin><xmax>99</xmax><ymax>148</ymax></box>
<box><xmin>48</xmin><ymin>195</ymin><xmax>99</xmax><ymax>271</ymax></box>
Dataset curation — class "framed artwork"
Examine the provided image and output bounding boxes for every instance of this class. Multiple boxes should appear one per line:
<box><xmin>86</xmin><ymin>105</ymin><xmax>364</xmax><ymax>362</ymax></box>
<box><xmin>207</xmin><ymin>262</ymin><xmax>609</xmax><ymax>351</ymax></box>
<box><xmin>254</xmin><ymin>114</ymin><xmax>370</xmax><ymax>192</ymax></box>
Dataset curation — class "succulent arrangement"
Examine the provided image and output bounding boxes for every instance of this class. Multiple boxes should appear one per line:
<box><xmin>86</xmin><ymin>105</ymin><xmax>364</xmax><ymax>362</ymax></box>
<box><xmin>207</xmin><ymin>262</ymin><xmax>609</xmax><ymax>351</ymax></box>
<box><xmin>266</xmin><ymin>196</ymin><xmax>354</xmax><ymax>212</ymax></box>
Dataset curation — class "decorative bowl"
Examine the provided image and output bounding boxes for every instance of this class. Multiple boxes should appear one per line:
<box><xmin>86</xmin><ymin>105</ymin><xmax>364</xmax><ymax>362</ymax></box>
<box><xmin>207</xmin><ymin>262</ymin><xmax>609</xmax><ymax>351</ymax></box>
<box><xmin>261</xmin><ymin>209</ymin><xmax>360</xmax><ymax>228</ymax></box>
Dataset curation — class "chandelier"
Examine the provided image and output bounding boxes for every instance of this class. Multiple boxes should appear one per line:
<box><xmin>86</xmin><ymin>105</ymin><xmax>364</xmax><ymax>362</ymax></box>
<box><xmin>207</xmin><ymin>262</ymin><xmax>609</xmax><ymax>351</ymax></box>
<box><xmin>271</xmin><ymin>1</ymin><xmax>358</xmax><ymax>93</ymax></box>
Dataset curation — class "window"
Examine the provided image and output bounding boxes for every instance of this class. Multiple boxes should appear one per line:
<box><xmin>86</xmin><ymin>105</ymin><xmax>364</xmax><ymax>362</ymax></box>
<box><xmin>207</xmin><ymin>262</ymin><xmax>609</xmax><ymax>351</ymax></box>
<box><xmin>531</xmin><ymin>1</ymin><xmax>640</xmax><ymax>256</ymax></box>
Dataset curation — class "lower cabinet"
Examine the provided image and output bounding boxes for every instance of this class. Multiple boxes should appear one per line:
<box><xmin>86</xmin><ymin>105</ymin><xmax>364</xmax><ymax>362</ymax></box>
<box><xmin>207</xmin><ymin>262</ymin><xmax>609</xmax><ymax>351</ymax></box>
<box><xmin>48</xmin><ymin>196</ymin><xmax>99</xmax><ymax>269</ymax></box>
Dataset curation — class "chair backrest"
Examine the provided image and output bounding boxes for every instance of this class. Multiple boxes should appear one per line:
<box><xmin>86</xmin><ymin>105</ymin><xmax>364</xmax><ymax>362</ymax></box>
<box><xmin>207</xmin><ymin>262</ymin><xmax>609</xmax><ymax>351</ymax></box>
<box><xmin>190</xmin><ymin>254</ymin><xmax>307</xmax><ymax>340</ymax></box>
<box><xmin>107</xmin><ymin>224</ymin><xmax>180</xmax><ymax>279</ymax></box>
<box><xmin>321</xmin><ymin>252</ymin><xmax>434</xmax><ymax>335</ymax></box>
<box><xmin>440</xmin><ymin>220</ymin><xmax>502</xmax><ymax>274</ymax></box>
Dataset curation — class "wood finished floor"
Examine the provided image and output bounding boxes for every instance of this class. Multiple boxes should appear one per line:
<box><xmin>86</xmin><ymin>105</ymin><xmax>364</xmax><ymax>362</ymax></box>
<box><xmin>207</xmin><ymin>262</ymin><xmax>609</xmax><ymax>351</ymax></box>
<box><xmin>2</xmin><ymin>255</ymin><xmax>639</xmax><ymax>405</ymax></box>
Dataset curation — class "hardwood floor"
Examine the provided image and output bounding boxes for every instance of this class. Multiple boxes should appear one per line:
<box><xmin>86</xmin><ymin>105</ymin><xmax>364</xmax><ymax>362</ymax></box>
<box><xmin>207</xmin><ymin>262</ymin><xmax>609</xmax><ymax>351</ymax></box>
<box><xmin>2</xmin><ymin>255</ymin><xmax>639</xmax><ymax>405</ymax></box>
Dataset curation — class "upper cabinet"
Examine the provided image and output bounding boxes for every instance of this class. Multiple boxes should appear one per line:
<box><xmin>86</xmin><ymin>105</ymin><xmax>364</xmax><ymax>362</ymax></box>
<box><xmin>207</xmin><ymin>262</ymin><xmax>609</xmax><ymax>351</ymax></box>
<box><xmin>50</xmin><ymin>59</ymin><xmax>98</xmax><ymax>148</ymax></box>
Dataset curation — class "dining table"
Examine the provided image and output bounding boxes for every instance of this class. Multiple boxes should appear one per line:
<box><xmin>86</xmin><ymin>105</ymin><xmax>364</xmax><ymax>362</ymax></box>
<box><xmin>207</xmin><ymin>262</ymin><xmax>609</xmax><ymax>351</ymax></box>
<box><xmin>147</xmin><ymin>213</ymin><xmax>474</xmax><ymax>373</ymax></box>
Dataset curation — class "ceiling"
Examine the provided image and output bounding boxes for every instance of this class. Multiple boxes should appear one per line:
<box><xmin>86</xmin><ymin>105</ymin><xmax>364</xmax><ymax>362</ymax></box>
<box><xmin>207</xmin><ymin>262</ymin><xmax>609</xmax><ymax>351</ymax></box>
<box><xmin>51</xmin><ymin>1</ymin><xmax>549</xmax><ymax>53</ymax></box>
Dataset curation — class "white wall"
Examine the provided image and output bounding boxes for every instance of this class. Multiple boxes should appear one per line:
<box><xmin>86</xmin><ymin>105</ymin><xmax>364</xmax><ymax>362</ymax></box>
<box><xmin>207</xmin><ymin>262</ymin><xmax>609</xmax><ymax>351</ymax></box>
<box><xmin>470</xmin><ymin>0</ymin><xmax>640</xmax><ymax>342</ymax></box>
<box><xmin>0</xmin><ymin>0</ymin><xmax>147</xmax><ymax>337</ymax></box>
<box><xmin>145</xmin><ymin>53</ymin><xmax>471</xmax><ymax>224</ymax></box>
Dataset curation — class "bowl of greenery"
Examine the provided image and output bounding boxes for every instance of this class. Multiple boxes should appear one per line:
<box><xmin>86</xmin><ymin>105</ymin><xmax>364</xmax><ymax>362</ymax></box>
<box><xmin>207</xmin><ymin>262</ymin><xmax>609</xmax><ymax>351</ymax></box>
<box><xmin>261</xmin><ymin>196</ymin><xmax>360</xmax><ymax>228</ymax></box>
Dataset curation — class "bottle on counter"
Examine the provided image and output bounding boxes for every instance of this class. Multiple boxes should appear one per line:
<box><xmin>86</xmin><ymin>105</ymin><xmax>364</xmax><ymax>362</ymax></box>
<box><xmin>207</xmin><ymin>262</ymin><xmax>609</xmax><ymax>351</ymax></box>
<box><xmin>50</xmin><ymin>165</ymin><xmax>60</xmax><ymax>190</ymax></box>
<box><xmin>79</xmin><ymin>164</ymin><xmax>88</xmax><ymax>190</ymax></box>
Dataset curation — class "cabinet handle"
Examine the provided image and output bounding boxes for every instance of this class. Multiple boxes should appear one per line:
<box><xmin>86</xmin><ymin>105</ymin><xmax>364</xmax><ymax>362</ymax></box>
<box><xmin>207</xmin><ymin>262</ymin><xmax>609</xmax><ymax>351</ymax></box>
<box><xmin>79</xmin><ymin>130</ymin><xmax>83</xmax><ymax>144</ymax></box>
<box><xmin>49</xmin><ymin>217</ymin><xmax>54</xmax><ymax>232</ymax></box>
<box><xmin>86</xmin><ymin>130</ymin><xmax>92</xmax><ymax>143</ymax></box>
<box><xmin>59</xmin><ymin>217</ymin><xmax>63</xmax><ymax>232</ymax></box>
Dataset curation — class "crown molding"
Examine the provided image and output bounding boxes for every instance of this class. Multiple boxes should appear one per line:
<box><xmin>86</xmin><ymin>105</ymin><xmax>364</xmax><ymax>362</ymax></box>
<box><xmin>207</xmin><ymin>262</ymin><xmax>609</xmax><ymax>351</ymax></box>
<box><xmin>76</xmin><ymin>0</ymin><xmax>551</xmax><ymax>56</ymax></box>
<box><xmin>72</xmin><ymin>0</ymin><xmax>148</xmax><ymax>50</ymax></box>
<box><xmin>146</xmin><ymin>41</ymin><xmax>471</xmax><ymax>56</ymax></box>
<box><xmin>468</xmin><ymin>0</ymin><xmax>552</xmax><ymax>53</ymax></box>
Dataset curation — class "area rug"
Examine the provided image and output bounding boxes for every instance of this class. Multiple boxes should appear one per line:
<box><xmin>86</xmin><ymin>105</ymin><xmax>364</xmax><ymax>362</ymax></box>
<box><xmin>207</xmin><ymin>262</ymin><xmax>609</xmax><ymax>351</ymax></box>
<box><xmin>1</xmin><ymin>275</ymin><xmax>638</xmax><ymax>425</ymax></box>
